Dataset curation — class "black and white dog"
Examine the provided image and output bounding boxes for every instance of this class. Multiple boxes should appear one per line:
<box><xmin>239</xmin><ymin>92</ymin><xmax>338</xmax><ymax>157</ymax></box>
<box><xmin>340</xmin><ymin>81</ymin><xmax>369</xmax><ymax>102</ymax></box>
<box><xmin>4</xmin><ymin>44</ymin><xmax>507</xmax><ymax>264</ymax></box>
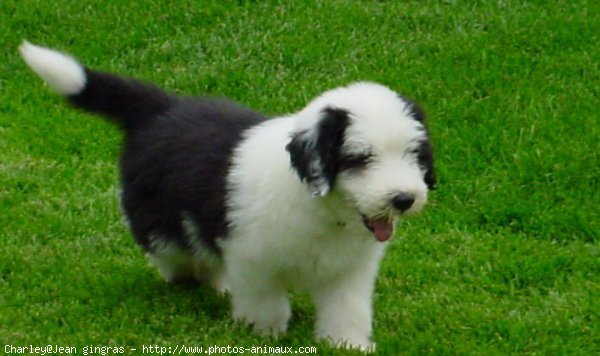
<box><xmin>20</xmin><ymin>42</ymin><xmax>435</xmax><ymax>351</ymax></box>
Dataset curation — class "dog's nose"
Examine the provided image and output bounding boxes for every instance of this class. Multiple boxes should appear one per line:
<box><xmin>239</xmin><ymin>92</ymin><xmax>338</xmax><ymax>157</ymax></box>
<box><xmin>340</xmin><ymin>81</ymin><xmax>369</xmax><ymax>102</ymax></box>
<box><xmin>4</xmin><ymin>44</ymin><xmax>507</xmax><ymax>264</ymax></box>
<box><xmin>391</xmin><ymin>193</ymin><xmax>415</xmax><ymax>212</ymax></box>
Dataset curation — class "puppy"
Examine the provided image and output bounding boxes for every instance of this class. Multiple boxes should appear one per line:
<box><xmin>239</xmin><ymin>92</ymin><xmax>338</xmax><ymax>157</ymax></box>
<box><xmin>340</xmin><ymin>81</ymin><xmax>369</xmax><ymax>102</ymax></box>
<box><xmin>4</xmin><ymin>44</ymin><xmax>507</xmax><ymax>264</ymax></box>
<box><xmin>20</xmin><ymin>42</ymin><xmax>435</xmax><ymax>351</ymax></box>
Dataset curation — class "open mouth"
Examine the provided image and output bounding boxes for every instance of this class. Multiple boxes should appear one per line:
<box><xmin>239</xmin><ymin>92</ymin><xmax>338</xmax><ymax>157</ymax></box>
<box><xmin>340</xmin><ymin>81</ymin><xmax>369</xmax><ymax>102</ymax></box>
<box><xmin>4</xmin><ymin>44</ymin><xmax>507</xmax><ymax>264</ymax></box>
<box><xmin>362</xmin><ymin>215</ymin><xmax>394</xmax><ymax>242</ymax></box>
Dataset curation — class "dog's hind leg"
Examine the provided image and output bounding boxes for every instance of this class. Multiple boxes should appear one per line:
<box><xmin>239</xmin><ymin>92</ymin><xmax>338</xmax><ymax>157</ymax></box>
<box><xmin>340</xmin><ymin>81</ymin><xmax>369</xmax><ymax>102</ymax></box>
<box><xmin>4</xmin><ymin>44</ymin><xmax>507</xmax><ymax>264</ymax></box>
<box><xmin>180</xmin><ymin>212</ymin><xmax>229</xmax><ymax>292</ymax></box>
<box><xmin>205</xmin><ymin>264</ymin><xmax>229</xmax><ymax>295</ymax></box>
<box><xmin>146</xmin><ymin>238</ymin><xmax>195</xmax><ymax>283</ymax></box>
<box><xmin>189</xmin><ymin>255</ymin><xmax>228</xmax><ymax>293</ymax></box>
<box><xmin>124</xmin><ymin>214</ymin><xmax>195</xmax><ymax>283</ymax></box>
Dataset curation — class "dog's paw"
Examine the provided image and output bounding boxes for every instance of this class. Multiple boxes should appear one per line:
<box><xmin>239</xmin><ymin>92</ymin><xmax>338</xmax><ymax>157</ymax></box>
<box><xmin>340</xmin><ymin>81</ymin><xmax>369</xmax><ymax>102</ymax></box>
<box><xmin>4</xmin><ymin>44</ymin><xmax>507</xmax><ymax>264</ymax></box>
<box><xmin>252</xmin><ymin>319</ymin><xmax>288</xmax><ymax>336</ymax></box>
<box><xmin>210</xmin><ymin>274</ymin><xmax>230</xmax><ymax>295</ymax></box>
<box><xmin>320</xmin><ymin>335</ymin><xmax>375</xmax><ymax>353</ymax></box>
<box><xmin>234</xmin><ymin>311</ymin><xmax>289</xmax><ymax>336</ymax></box>
<box><xmin>232</xmin><ymin>298</ymin><xmax>291</xmax><ymax>336</ymax></box>
<box><xmin>351</xmin><ymin>341</ymin><xmax>375</xmax><ymax>354</ymax></box>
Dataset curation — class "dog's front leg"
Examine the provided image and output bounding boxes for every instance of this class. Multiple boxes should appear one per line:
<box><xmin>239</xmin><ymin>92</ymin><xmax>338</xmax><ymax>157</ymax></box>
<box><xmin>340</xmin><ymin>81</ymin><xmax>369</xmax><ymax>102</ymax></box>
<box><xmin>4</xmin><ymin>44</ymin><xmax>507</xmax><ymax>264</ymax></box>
<box><xmin>228</xmin><ymin>266</ymin><xmax>291</xmax><ymax>336</ymax></box>
<box><xmin>311</xmin><ymin>269</ymin><xmax>377</xmax><ymax>352</ymax></box>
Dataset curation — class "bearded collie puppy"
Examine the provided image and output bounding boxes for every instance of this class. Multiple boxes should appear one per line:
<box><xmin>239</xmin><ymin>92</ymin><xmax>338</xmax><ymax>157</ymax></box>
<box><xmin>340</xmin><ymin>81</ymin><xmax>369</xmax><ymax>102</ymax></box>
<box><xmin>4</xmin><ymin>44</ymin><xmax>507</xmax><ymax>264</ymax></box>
<box><xmin>20</xmin><ymin>41</ymin><xmax>435</xmax><ymax>351</ymax></box>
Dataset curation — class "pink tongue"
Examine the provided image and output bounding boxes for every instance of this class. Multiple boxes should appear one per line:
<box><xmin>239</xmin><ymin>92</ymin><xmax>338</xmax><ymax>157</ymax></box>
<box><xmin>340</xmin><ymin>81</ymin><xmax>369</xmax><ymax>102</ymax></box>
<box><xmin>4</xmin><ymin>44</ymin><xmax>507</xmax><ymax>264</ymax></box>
<box><xmin>369</xmin><ymin>219</ymin><xmax>393</xmax><ymax>242</ymax></box>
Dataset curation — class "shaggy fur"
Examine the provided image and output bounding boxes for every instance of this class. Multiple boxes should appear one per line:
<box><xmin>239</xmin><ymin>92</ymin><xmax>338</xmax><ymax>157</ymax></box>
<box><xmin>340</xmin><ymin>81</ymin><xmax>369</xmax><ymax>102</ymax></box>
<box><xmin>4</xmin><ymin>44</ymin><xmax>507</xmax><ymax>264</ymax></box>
<box><xmin>20</xmin><ymin>41</ymin><xmax>435</xmax><ymax>352</ymax></box>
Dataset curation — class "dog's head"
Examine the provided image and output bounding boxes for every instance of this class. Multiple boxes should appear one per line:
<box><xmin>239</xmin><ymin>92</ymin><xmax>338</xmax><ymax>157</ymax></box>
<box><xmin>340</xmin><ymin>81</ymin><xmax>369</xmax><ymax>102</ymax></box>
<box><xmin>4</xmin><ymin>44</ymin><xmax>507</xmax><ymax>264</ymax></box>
<box><xmin>286</xmin><ymin>82</ymin><xmax>435</xmax><ymax>241</ymax></box>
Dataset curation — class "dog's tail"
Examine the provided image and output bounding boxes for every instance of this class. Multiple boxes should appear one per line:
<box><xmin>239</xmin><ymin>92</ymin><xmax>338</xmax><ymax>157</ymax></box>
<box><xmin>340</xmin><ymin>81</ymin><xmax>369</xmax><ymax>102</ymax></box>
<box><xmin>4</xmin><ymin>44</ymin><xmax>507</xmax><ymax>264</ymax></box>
<box><xmin>19</xmin><ymin>41</ymin><xmax>172</xmax><ymax>130</ymax></box>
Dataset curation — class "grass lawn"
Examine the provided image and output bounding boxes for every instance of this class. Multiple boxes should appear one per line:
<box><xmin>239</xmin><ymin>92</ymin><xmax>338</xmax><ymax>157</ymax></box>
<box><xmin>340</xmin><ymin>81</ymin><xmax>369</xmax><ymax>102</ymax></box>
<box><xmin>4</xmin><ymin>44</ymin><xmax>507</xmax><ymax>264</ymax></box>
<box><xmin>1</xmin><ymin>0</ymin><xmax>598</xmax><ymax>354</ymax></box>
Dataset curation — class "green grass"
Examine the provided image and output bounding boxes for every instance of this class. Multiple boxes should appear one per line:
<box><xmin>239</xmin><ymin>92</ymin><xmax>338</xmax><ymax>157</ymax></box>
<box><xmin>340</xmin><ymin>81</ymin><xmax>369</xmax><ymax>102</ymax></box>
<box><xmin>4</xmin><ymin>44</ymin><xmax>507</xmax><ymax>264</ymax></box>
<box><xmin>1</xmin><ymin>0</ymin><xmax>598</xmax><ymax>354</ymax></box>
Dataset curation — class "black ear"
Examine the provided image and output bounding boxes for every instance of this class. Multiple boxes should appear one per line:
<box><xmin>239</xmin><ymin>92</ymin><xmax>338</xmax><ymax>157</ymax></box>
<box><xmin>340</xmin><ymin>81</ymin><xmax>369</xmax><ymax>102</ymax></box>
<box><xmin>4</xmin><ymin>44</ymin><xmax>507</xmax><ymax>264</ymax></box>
<box><xmin>286</xmin><ymin>108</ymin><xmax>350</xmax><ymax>197</ymax></box>
<box><xmin>418</xmin><ymin>138</ymin><xmax>437</xmax><ymax>190</ymax></box>
<box><xmin>409</xmin><ymin>102</ymin><xmax>437</xmax><ymax>190</ymax></box>
<box><xmin>403</xmin><ymin>97</ymin><xmax>437</xmax><ymax>190</ymax></box>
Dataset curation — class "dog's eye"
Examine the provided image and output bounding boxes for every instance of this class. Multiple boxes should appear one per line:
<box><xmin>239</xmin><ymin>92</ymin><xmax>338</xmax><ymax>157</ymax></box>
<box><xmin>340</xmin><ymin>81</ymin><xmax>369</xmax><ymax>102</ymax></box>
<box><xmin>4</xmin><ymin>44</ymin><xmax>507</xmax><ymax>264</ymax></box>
<box><xmin>339</xmin><ymin>153</ymin><xmax>373</xmax><ymax>170</ymax></box>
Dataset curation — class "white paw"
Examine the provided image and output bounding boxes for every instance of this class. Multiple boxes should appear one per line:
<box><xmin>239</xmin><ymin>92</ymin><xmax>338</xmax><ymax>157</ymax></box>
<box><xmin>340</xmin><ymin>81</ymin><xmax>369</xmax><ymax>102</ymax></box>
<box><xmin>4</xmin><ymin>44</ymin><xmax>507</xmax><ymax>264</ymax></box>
<box><xmin>210</xmin><ymin>273</ymin><xmax>230</xmax><ymax>295</ymax></box>
<box><xmin>232</xmin><ymin>296</ymin><xmax>291</xmax><ymax>336</ymax></box>
<box><xmin>233</xmin><ymin>310</ymin><xmax>289</xmax><ymax>336</ymax></box>
<box><xmin>321</xmin><ymin>335</ymin><xmax>375</xmax><ymax>353</ymax></box>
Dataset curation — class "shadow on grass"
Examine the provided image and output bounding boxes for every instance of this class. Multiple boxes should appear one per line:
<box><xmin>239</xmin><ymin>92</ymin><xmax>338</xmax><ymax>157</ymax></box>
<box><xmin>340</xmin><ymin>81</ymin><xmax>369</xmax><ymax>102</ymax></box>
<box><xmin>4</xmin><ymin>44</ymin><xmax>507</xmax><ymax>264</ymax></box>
<box><xmin>77</xmin><ymin>264</ymin><xmax>230</xmax><ymax>324</ymax></box>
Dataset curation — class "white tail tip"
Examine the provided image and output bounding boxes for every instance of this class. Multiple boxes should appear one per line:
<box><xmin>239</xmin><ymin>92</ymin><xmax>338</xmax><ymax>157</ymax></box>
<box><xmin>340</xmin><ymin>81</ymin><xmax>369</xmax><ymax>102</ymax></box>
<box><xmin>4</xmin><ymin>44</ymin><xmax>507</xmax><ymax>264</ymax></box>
<box><xmin>19</xmin><ymin>41</ymin><xmax>86</xmax><ymax>95</ymax></box>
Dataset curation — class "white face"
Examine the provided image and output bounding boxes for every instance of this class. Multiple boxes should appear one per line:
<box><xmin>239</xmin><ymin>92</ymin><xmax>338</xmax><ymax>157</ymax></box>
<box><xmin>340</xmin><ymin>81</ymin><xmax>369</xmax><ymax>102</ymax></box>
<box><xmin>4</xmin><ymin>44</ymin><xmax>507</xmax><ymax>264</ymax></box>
<box><xmin>336</xmin><ymin>109</ymin><xmax>430</xmax><ymax>220</ymax></box>
<box><xmin>287</xmin><ymin>82</ymin><xmax>435</xmax><ymax>241</ymax></box>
